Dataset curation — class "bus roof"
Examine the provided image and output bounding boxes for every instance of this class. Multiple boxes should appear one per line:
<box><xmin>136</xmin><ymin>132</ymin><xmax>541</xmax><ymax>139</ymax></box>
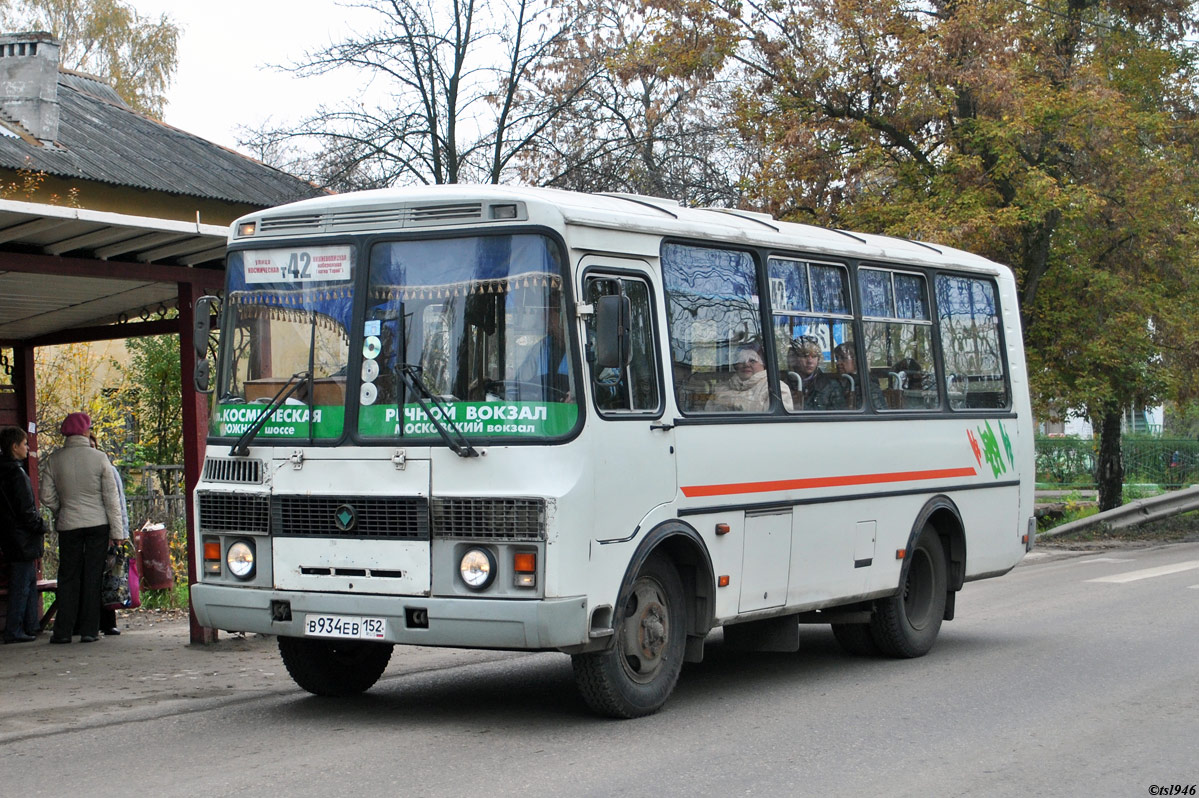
<box><xmin>232</xmin><ymin>184</ymin><xmax>1010</xmax><ymax>276</ymax></box>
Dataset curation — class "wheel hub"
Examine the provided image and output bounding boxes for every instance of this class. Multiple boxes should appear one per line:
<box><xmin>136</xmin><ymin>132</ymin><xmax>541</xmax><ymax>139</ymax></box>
<box><xmin>620</xmin><ymin>578</ymin><xmax>671</xmax><ymax>681</ymax></box>
<box><xmin>638</xmin><ymin>601</ymin><xmax>667</xmax><ymax>659</ymax></box>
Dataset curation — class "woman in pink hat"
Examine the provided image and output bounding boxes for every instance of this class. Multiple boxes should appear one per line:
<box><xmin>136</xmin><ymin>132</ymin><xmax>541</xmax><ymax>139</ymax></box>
<box><xmin>39</xmin><ymin>413</ymin><xmax>126</xmax><ymax>644</ymax></box>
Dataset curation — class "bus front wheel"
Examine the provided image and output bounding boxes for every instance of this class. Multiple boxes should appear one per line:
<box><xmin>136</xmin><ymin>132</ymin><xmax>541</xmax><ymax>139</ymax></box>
<box><xmin>870</xmin><ymin>524</ymin><xmax>947</xmax><ymax>658</ymax></box>
<box><xmin>278</xmin><ymin>636</ymin><xmax>394</xmax><ymax>696</ymax></box>
<box><xmin>571</xmin><ymin>554</ymin><xmax>686</xmax><ymax>718</ymax></box>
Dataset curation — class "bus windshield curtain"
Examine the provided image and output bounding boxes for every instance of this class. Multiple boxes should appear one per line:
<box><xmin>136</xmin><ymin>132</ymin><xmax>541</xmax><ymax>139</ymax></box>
<box><xmin>226</xmin><ymin>251</ymin><xmax>355</xmax><ymax>333</ymax></box>
<box><xmin>368</xmin><ymin>234</ymin><xmax>564</xmax><ymax>297</ymax></box>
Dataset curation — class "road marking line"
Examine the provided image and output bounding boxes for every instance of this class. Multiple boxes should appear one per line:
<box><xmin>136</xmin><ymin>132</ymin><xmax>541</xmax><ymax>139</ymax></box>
<box><xmin>1086</xmin><ymin>561</ymin><xmax>1199</xmax><ymax>584</ymax></box>
<box><xmin>1083</xmin><ymin>557</ymin><xmax>1135</xmax><ymax>563</ymax></box>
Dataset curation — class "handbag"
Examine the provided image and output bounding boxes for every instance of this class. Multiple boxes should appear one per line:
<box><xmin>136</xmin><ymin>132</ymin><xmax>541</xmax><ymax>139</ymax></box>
<box><xmin>101</xmin><ymin>541</ymin><xmax>141</xmax><ymax>610</ymax></box>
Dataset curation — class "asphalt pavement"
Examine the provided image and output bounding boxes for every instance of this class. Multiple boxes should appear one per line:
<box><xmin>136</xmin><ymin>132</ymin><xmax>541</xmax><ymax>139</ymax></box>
<box><xmin>0</xmin><ymin>544</ymin><xmax>1107</xmax><ymax>746</ymax></box>
<box><xmin>0</xmin><ymin>608</ymin><xmax>521</xmax><ymax>745</ymax></box>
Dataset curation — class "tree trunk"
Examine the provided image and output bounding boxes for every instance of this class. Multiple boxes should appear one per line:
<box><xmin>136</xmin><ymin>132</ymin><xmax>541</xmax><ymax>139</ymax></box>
<box><xmin>1095</xmin><ymin>408</ymin><xmax>1124</xmax><ymax>512</ymax></box>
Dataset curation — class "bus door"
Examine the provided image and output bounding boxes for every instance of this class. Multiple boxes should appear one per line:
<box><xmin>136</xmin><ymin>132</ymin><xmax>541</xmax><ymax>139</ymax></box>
<box><xmin>580</xmin><ymin>264</ymin><xmax>676</xmax><ymax>539</ymax></box>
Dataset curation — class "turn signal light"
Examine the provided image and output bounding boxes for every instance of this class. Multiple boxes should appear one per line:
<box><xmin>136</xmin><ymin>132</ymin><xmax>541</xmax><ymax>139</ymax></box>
<box><xmin>513</xmin><ymin>552</ymin><xmax>536</xmax><ymax>588</ymax></box>
<box><xmin>718</xmin><ymin>575</ymin><xmax>730</xmax><ymax>587</ymax></box>
<box><xmin>715</xmin><ymin>523</ymin><xmax>730</xmax><ymax>536</ymax></box>
<box><xmin>896</xmin><ymin>549</ymin><xmax>906</xmax><ymax>560</ymax></box>
<box><xmin>203</xmin><ymin>539</ymin><xmax>221</xmax><ymax>575</ymax></box>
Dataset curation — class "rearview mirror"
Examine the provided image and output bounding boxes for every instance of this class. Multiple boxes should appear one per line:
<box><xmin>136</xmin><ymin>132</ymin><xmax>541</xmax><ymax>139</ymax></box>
<box><xmin>194</xmin><ymin>296</ymin><xmax>218</xmax><ymax>355</ymax></box>
<box><xmin>193</xmin><ymin>295</ymin><xmax>218</xmax><ymax>394</ymax></box>
<box><xmin>594</xmin><ymin>294</ymin><xmax>631</xmax><ymax>370</ymax></box>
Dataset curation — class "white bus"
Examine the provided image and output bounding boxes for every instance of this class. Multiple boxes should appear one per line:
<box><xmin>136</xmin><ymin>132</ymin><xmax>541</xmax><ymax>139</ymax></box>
<box><xmin>190</xmin><ymin>185</ymin><xmax>1034</xmax><ymax>718</ymax></box>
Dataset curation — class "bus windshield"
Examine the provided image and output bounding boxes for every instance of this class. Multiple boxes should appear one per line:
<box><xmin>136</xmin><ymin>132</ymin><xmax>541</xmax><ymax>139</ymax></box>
<box><xmin>357</xmin><ymin>233</ymin><xmax>578</xmax><ymax>441</ymax></box>
<box><xmin>212</xmin><ymin>246</ymin><xmax>355</xmax><ymax>441</ymax></box>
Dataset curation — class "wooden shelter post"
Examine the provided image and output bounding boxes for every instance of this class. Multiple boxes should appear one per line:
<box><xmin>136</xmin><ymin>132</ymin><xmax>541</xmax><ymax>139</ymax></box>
<box><xmin>178</xmin><ymin>281</ymin><xmax>217</xmax><ymax>644</ymax></box>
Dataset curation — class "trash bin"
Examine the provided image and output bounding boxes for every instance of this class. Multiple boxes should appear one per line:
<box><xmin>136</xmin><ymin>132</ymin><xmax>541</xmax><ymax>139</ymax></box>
<box><xmin>137</xmin><ymin>522</ymin><xmax>173</xmax><ymax>590</ymax></box>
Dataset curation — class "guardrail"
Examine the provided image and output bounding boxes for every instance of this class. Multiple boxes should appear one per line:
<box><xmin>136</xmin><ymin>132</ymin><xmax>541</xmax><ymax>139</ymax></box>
<box><xmin>1039</xmin><ymin>484</ymin><xmax>1199</xmax><ymax>538</ymax></box>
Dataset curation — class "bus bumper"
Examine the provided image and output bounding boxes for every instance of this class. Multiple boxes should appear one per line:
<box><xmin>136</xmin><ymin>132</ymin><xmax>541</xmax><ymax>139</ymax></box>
<box><xmin>190</xmin><ymin>584</ymin><xmax>590</xmax><ymax>650</ymax></box>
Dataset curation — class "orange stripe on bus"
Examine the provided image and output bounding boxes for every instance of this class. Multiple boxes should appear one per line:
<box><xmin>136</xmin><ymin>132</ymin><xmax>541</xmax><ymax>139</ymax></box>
<box><xmin>680</xmin><ymin>467</ymin><xmax>979</xmax><ymax>498</ymax></box>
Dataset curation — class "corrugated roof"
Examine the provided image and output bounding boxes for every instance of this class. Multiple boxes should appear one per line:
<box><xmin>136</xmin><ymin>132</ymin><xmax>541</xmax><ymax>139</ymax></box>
<box><xmin>0</xmin><ymin>198</ymin><xmax>229</xmax><ymax>340</ymax></box>
<box><xmin>0</xmin><ymin>71</ymin><xmax>323</xmax><ymax>207</ymax></box>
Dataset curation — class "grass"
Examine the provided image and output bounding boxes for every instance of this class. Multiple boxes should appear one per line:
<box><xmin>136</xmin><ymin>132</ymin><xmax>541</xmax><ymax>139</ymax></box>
<box><xmin>39</xmin><ymin>579</ymin><xmax>188</xmax><ymax>616</ymax></box>
<box><xmin>139</xmin><ymin>583</ymin><xmax>189</xmax><ymax>610</ymax></box>
<box><xmin>1036</xmin><ymin>488</ymin><xmax>1098</xmax><ymax>532</ymax></box>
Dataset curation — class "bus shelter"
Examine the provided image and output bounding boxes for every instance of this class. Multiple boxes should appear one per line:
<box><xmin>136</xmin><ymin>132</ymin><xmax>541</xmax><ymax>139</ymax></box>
<box><xmin>0</xmin><ymin>198</ymin><xmax>227</xmax><ymax>643</ymax></box>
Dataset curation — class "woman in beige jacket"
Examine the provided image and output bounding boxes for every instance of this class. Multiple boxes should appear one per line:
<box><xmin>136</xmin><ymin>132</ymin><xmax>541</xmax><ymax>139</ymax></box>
<box><xmin>39</xmin><ymin>413</ymin><xmax>126</xmax><ymax>644</ymax></box>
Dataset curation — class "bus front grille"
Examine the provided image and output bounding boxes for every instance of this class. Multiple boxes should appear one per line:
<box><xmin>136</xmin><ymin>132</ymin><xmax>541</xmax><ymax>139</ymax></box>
<box><xmin>431</xmin><ymin>497</ymin><xmax>546</xmax><ymax>541</ymax></box>
<box><xmin>197</xmin><ymin>492</ymin><xmax>270</xmax><ymax>533</ymax></box>
<box><xmin>202</xmin><ymin>456</ymin><xmax>263</xmax><ymax>484</ymax></box>
<box><xmin>272</xmin><ymin>496</ymin><xmax>430</xmax><ymax>539</ymax></box>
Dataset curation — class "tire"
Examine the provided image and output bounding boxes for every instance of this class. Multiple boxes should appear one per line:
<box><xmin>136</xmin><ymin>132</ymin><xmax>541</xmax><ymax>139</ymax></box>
<box><xmin>278</xmin><ymin>636</ymin><xmax>394</xmax><ymax>697</ymax></box>
<box><xmin>831</xmin><ymin>622</ymin><xmax>880</xmax><ymax>656</ymax></box>
<box><xmin>870</xmin><ymin>524</ymin><xmax>947</xmax><ymax>658</ymax></box>
<box><xmin>572</xmin><ymin>555</ymin><xmax>687</xmax><ymax>718</ymax></box>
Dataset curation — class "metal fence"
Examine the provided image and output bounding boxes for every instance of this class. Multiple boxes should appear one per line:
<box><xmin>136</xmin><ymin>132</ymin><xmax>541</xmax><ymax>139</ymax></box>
<box><xmin>121</xmin><ymin>464</ymin><xmax>186</xmax><ymax>529</ymax></box>
<box><xmin>1036</xmin><ymin>437</ymin><xmax>1199</xmax><ymax>488</ymax></box>
<box><xmin>125</xmin><ymin>493</ymin><xmax>186</xmax><ymax>530</ymax></box>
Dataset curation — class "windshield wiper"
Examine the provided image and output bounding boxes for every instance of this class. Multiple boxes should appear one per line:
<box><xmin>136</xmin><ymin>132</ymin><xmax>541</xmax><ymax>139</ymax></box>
<box><xmin>396</xmin><ymin>364</ymin><xmax>479</xmax><ymax>458</ymax></box>
<box><xmin>229</xmin><ymin>370</ymin><xmax>310</xmax><ymax>457</ymax></box>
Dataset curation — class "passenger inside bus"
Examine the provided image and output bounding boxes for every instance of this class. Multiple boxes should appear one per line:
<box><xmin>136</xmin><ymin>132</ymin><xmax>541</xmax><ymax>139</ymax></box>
<box><xmin>832</xmin><ymin>342</ymin><xmax>878</xmax><ymax>410</ymax></box>
<box><xmin>891</xmin><ymin>357</ymin><xmax>926</xmax><ymax>409</ymax></box>
<box><xmin>785</xmin><ymin>336</ymin><xmax>846</xmax><ymax>411</ymax></box>
<box><xmin>707</xmin><ymin>344</ymin><xmax>794</xmax><ymax>412</ymax></box>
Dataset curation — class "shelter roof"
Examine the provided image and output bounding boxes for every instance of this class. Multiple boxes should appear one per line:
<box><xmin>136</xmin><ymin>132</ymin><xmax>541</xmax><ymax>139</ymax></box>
<box><xmin>0</xmin><ymin>198</ymin><xmax>228</xmax><ymax>341</ymax></box>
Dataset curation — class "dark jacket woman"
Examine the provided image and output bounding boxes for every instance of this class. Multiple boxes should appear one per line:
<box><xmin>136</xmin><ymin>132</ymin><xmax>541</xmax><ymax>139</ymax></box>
<box><xmin>1</xmin><ymin>427</ymin><xmax>46</xmax><ymax>643</ymax></box>
<box><xmin>0</xmin><ymin>449</ymin><xmax>44</xmax><ymax>562</ymax></box>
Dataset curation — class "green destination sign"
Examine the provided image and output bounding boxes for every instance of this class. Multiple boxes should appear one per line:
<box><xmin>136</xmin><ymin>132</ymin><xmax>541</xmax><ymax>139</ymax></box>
<box><xmin>215</xmin><ymin>404</ymin><xmax>345</xmax><ymax>439</ymax></box>
<box><xmin>214</xmin><ymin>402</ymin><xmax>577</xmax><ymax>441</ymax></box>
<box><xmin>359</xmin><ymin>402</ymin><xmax>578</xmax><ymax>439</ymax></box>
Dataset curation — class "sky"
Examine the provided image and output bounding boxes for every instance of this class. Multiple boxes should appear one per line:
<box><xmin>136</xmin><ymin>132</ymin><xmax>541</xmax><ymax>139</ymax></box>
<box><xmin>128</xmin><ymin>1</ymin><xmax>380</xmax><ymax>156</ymax></box>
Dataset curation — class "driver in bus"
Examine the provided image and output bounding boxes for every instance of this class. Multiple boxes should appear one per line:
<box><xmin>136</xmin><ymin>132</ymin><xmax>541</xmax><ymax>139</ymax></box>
<box><xmin>707</xmin><ymin>344</ymin><xmax>794</xmax><ymax>413</ymax></box>
<box><xmin>515</xmin><ymin>301</ymin><xmax>572</xmax><ymax>402</ymax></box>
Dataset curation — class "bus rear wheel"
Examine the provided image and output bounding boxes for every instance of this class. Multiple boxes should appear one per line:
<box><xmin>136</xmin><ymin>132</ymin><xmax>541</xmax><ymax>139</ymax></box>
<box><xmin>278</xmin><ymin>636</ymin><xmax>394</xmax><ymax>696</ymax></box>
<box><xmin>572</xmin><ymin>554</ymin><xmax>686</xmax><ymax>718</ymax></box>
<box><xmin>870</xmin><ymin>524</ymin><xmax>947</xmax><ymax>658</ymax></box>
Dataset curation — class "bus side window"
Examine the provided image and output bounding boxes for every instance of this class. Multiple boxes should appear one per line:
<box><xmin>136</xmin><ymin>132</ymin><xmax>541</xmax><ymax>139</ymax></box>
<box><xmin>663</xmin><ymin>244</ymin><xmax>764</xmax><ymax>414</ymax></box>
<box><xmin>859</xmin><ymin>268</ymin><xmax>939</xmax><ymax>411</ymax></box>
<box><xmin>585</xmin><ymin>276</ymin><xmax>660</xmax><ymax>414</ymax></box>
<box><xmin>936</xmin><ymin>274</ymin><xmax>1009</xmax><ymax>410</ymax></box>
<box><xmin>768</xmin><ymin>258</ymin><xmax>854</xmax><ymax>412</ymax></box>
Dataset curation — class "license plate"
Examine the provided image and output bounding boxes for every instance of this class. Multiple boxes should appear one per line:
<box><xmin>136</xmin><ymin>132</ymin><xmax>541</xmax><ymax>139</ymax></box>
<box><xmin>303</xmin><ymin>614</ymin><xmax>387</xmax><ymax>640</ymax></box>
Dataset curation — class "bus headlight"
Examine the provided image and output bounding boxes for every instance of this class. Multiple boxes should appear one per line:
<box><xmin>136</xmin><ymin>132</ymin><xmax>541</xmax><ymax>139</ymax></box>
<box><xmin>226</xmin><ymin>540</ymin><xmax>256</xmax><ymax>580</ymax></box>
<box><xmin>459</xmin><ymin>547</ymin><xmax>496</xmax><ymax>590</ymax></box>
